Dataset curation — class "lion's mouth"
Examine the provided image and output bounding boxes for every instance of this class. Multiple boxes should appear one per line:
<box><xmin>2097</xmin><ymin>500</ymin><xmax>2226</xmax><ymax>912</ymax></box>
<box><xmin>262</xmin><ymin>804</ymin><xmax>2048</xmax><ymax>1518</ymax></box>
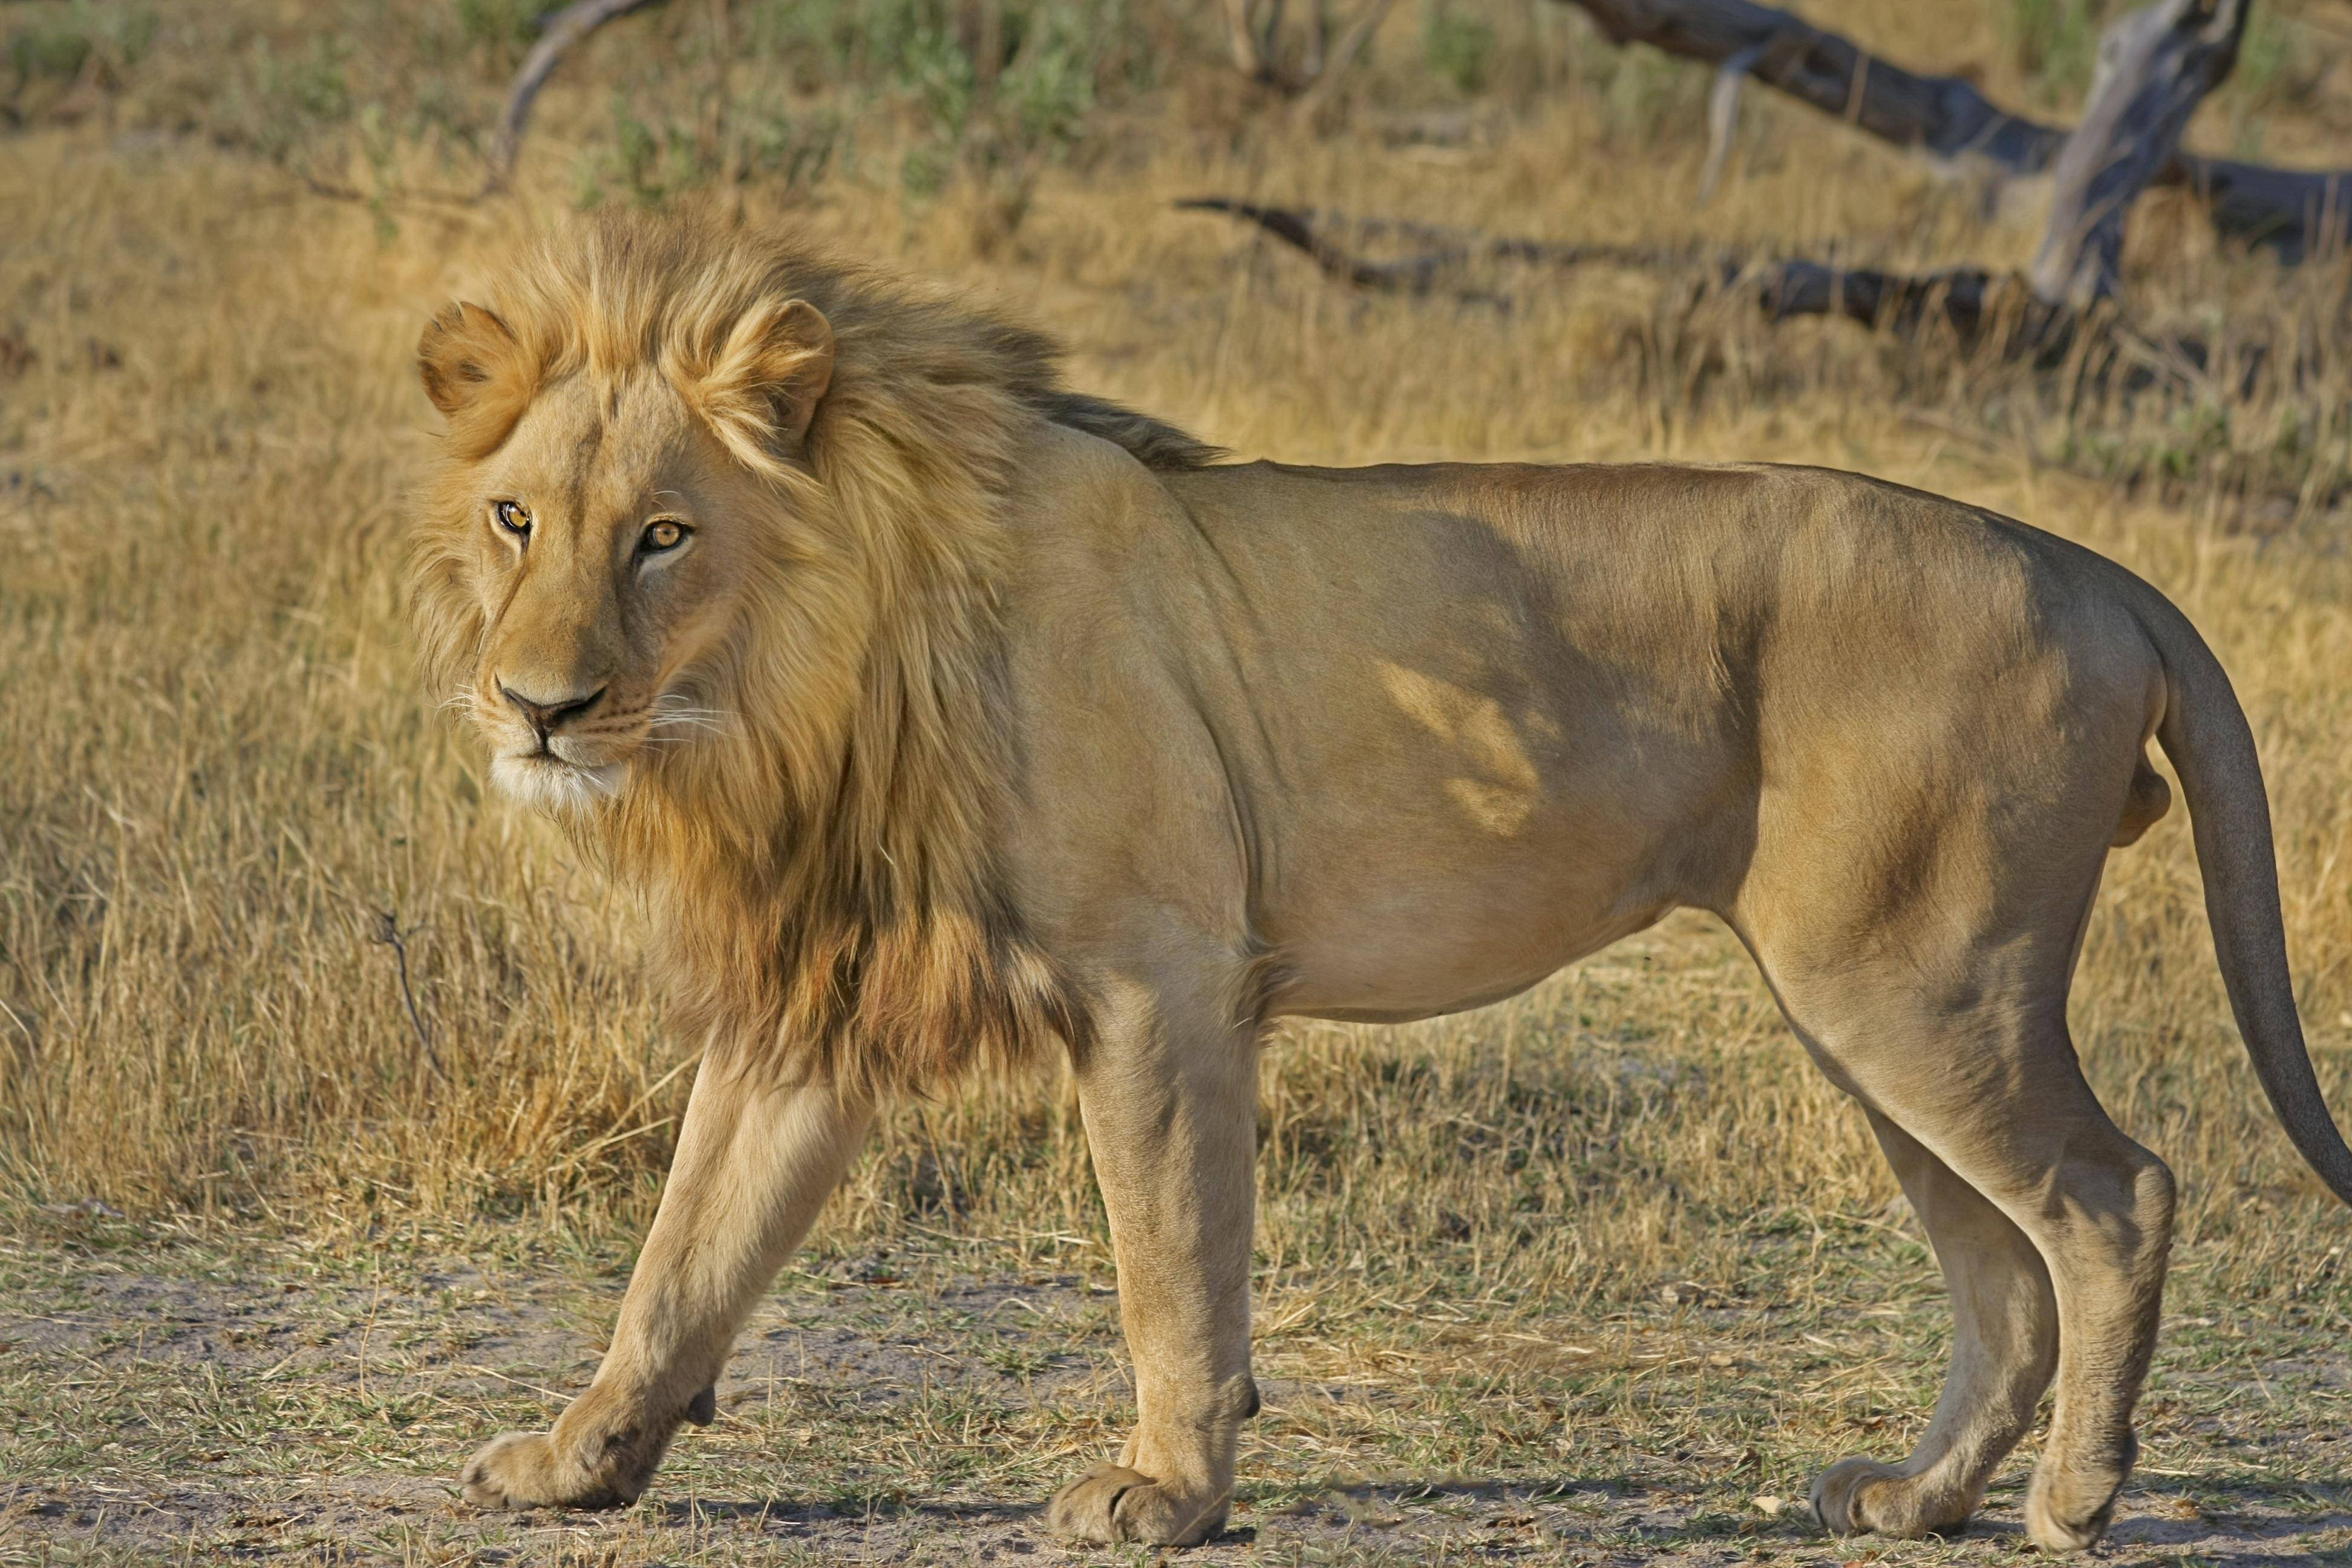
<box><xmin>466</xmin><ymin>688</ymin><xmax>722</xmax><ymax>814</ymax></box>
<box><xmin>490</xmin><ymin>748</ymin><xmax>627</xmax><ymax>812</ymax></box>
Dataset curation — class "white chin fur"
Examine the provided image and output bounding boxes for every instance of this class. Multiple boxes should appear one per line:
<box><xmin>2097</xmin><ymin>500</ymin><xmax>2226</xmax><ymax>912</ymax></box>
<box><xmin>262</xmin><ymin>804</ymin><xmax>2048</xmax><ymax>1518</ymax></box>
<box><xmin>491</xmin><ymin>753</ymin><xmax>624</xmax><ymax>814</ymax></box>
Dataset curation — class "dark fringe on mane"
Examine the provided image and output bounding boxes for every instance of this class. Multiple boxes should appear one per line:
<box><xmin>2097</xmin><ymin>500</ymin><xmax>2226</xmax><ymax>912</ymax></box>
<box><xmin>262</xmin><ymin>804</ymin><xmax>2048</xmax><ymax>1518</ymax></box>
<box><xmin>1037</xmin><ymin>390</ymin><xmax>1224</xmax><ymax>470</ymax></box>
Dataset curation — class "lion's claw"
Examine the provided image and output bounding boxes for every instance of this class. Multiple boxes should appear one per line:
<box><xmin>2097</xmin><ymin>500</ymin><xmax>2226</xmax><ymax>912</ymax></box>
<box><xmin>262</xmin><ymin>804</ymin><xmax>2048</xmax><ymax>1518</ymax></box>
<box><xmin>1046</xmin><ymin>1462</ymin><xmax>1228</xmax><ymax>1546</ymax></box>
<box><xmin>2026</xmin><ymin>1447</ymin><xmax>2131</xmax><ymax>1557</ymax></box>
<box><xmin>459</xmin><ymin>1429</ymin><xmax>629</xmax><ymax>1511</ymax></box>
<box><xmin>461</xmin><ymin>1431</ymin><xmax>553</xmax><ymax>1509</ymax></box>
<box><xmin>1811</xmin><ymin>1455</ymin><xmax>1975</xmax><ymax>1541</ymax></box>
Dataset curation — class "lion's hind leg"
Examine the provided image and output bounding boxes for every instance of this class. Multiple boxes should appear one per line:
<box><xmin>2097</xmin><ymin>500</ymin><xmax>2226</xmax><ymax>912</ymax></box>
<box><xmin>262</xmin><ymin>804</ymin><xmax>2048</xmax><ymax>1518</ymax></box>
<box><xmin>1810</xmin><ymin>1109</ymin><xmax>2058</xmax><ymax>1540</ymax></box>
<box><xmin>1765</xmin><ymin>969</ymin><xmax>2174</xmax><ymax>1555</ymax></box>
<box><xmin>1737</xmin><ymin>624</ymin><xmax>2180</xmax><ymax>1552</ymax></box>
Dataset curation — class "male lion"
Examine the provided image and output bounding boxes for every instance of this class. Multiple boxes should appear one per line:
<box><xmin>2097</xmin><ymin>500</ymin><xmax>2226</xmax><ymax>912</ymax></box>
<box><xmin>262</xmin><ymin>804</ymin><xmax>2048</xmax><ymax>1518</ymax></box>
<box><xmin>411</xmin><ymin>213</ymin><xmax>2351</xmax><ymax>1553</ymax></box>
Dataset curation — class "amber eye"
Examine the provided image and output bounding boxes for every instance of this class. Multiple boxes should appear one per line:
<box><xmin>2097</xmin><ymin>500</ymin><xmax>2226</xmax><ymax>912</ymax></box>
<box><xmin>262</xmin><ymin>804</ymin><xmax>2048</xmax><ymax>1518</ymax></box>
<box><xmin>641</xmin><ymin>518</ymin><xmax>688</xmax><ymax>554</ymax></box>
<box><xmin>493</xmin><ymin>500</ymin><xmax>531</xmax><ymax>540</ymax></box>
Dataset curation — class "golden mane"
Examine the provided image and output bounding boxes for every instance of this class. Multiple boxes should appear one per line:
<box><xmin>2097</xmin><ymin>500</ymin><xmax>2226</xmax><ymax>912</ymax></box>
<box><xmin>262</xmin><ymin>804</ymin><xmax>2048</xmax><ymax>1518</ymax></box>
<box><xmin>409</xmin><ymin>212</ymin><xmax>1213</xmax><ymax>1096</ymax></box>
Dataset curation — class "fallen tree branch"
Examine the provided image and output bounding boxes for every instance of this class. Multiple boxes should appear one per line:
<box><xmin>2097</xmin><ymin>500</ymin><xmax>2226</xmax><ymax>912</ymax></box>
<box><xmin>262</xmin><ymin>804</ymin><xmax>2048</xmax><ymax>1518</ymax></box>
<box><xmin>2031</xmin><ymin>0</ymin><xmax>2249</xmax><ymax>304</ymax></box>
<box><xmin>1185</xmin><ymin>195</ymin><xmax>2180</xmax><ymax>367</ymax></box>
<box><xmin>483</xmin><ymin>0</ymin><xmax>668</xmax><ymax>195</ymax></box>
<box><xmin>1196</xmin><ymin>195</ymin><xmax>2352</xmax><ymax>413</ymax></box>
<box><xmin>1756</xmin><ymin>259</ymin><xmax>2075</xmax><ymax>353</ymax></box>
<box><xmin>1561</xmin><ymin>0</ymin><xmax>2062</xmax><ymax>171</ymax></box>
<box><xmin>1175</xmin><ymin>197</ymin><xmax>1707</xmax><ymax>289</ymax></box>
<box><xmin>1547</xmin><ymin>0</ymin><xmax>2351</xmax><ymax>260</ymax></box>
<box><xmin>1188</xmin><ymin>195</ymin><xmax>2352</xmax><ymax>485</ymax></box>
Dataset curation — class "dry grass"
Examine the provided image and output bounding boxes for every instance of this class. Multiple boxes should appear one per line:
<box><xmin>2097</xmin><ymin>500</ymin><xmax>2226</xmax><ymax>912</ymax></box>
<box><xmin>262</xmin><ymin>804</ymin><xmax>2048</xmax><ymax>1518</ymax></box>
<box><xmin>2</xmin><ymin>1</ymin><xmax>2351</xmax><ymax>1561</ymax></box>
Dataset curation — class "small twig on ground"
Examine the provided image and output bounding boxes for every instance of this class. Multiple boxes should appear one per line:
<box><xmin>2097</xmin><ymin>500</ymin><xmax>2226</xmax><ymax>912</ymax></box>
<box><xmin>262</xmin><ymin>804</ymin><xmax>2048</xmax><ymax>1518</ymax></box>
<box><xmin>370</xmin><ymin>909</ymin><xmax>444</xmax><ymax>1083</ymax></box>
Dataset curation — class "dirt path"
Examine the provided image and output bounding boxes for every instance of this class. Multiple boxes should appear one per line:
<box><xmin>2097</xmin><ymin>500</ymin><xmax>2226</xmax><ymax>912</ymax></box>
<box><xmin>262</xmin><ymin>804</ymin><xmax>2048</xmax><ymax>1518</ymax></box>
<box><xmin>5</xmin><ymin>1227</ymin><xmax>2351</xmax><ymax>1566</ymax></box>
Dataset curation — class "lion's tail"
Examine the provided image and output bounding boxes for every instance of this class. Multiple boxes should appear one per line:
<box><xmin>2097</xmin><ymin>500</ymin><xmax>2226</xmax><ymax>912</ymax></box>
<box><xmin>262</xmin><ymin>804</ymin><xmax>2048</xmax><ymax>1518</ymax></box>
<box><xmin>2141</xmin><ymin>590</ymin><xmax>2352</xmax><ymax>1206</ymax></box>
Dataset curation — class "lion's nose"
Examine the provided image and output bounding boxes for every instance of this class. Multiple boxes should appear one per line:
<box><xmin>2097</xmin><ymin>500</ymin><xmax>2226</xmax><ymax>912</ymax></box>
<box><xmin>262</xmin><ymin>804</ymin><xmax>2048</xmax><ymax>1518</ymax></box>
<box><xmin>498</xmin><ymin>681</ymin><xmax>606</xmax><ymax>746</ymax></box>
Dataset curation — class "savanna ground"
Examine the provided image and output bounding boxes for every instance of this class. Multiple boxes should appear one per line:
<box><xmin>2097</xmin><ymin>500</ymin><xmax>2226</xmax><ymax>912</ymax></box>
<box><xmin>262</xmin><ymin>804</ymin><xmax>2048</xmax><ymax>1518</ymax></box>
<box><xmin>4</xmin><ymin>1</ymin><xmax>2352</xmax><ymax>1562</ymax></box>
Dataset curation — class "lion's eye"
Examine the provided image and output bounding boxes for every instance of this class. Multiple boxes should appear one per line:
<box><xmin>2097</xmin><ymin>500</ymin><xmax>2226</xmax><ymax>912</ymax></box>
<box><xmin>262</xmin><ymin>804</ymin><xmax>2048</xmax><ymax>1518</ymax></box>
<box><xmin>641</xmin><ymin>519</ymin><xmax>688</xmax><ymax>554</ymax></box>
<box><xmin>493</xmin><ymin>500</ymin><xmax>531</xmax><ymax>540</ymax></box>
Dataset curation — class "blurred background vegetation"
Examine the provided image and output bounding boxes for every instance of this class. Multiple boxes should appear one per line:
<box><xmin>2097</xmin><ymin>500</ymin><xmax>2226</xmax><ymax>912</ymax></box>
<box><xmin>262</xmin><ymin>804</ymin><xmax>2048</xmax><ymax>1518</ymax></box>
<box><xmin>2</xmin><ymin>1</ymin><xmax>2340</xmax><ymax>203</ymax></box>
<box><xmin>7</xmin><ymin>0</ymin><xmax>2351</xmax><ymax>507</ymax></box>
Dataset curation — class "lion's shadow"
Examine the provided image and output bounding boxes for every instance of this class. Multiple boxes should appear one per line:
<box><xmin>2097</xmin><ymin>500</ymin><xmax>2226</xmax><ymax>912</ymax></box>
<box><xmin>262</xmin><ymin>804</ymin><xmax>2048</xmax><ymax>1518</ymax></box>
<box><xmin>645</xmin><ymin>1471</ymin><xmax>2352</xmax><ymax>1563</ymax></box>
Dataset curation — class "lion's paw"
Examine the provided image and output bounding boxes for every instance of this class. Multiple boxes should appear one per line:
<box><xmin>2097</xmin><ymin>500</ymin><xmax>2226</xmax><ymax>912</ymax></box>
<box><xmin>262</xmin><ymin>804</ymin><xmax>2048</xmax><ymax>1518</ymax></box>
<box><xmin>2024</xmin><ymin>1502</ymin><xmax>2109</xmax><ymax>1557</ymax></box>
<box><xmin>459</xmin><ymin>1429</ymin><xmax>629</xmax><ymax>1511</ymax></box>
<box><xmin>1045</xmin><ymin>1463</ymin><xmax>1229</xmax><ymax>1546</ymax></box>
<box><xmin>1809</xmin><ymin>1455</ymin><xmax>1972</xmax><ymax>1541</ymax></box>
<box><xmin>2025</xmin><ymin>1459</ymin><xmax>2126</xmax><ymax>1555</ymax></box>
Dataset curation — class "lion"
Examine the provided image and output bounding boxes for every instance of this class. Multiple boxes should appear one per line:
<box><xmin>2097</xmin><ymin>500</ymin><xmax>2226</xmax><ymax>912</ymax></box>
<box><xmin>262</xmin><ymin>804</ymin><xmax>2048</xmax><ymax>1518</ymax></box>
<box><xmin>409</xmin><ymin>211</ymin><xmax>2352</xmax><ymax>1554</ymax></box>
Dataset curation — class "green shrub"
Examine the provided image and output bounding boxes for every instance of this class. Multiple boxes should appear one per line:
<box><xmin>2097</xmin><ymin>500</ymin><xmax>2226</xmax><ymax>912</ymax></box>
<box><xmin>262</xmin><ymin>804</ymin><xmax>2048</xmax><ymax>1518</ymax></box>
<box><xmin>1423</xmin><ymin>0</ymin><xmax>1495</xmax><ymax>96</ymax></box>
<box><xmin>6</xmin><ymin>2</ymin><xmax>154</xmax><ymax>99</ymax></box>
<box><xmin>2005</xmin><ymin>0</ymin><xmax>2108</xmax><ymax>104</ymax></box>
<box><xmin>454</xmin><ymin>0</ymin><xmax>549</xmax><ymax>58</ymax></box>
<box><xmin>8</xmin><ymin>27</ymin><xmax>92</xmax><ymax>85</ymax></box>
<box><xmin>999</xmin><ymin>3</ymin><xmax>1098</xmax><ymax>144</ymax></box>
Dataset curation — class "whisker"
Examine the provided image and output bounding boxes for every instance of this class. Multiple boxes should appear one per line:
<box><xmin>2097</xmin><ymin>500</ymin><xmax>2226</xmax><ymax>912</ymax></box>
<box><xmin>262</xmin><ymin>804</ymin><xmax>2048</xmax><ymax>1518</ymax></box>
<box><xmin>650</xmin><ymin>694</ymin><xmax>734</xmax><ymax>737</ymax></box>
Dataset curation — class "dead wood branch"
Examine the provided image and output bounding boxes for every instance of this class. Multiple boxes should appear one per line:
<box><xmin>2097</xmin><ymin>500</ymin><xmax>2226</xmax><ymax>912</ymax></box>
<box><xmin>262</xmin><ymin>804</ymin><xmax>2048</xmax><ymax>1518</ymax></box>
<box><xmin>1697</xmin><ymin>40</ymin><xmax>1766</xmax><ymax>206</ymax></box>
<box><xmin>1556</xmin><ymin>0</ymin><xmax>2064</xmax><ymax>170</ymax></box>
<box><xmin>2031</xmin><ymin>0</ymin><xmax>2248</xmax><ymax>305</ymax></box>
<box><xmin>1184</xmin><ymin>197</ymin><xmax>2335</xmax><ymax>405</ymax></box>
<box><xmin>1177</xmin><ymin>197</ymin><xmax>1706</xmax><ymax>289</ymax></box>
<box><xmin>1223</xmin><ymin>0</ymin><xmax>1273</xmax><ymax>79</ymax></box>
<box><xmin>1547</xmin><ymin>0</ymin><xmax>2350</xmax><ymax>261</ymax></box>
<box><xmin>1189</xmin><ymin>196</ymin><xmax>2115</xmax><ymax>359</ymax></box>
<box><xmin>1756</xmin><ymin>260</ymin><xmax>2076</xmax><ymax>352</ymax></box>
<box><xmin>485</xmin><ymin>0</ymin><xmax>669</xmax><ymax>194</ymax></box>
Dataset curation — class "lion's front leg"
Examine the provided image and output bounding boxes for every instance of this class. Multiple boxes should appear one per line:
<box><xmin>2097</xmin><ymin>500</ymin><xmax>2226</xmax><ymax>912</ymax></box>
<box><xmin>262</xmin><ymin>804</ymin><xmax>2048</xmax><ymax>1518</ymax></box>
<box><xmin>461</xmin><ymin>1060</ymin><xmax>871</xmax><ymax>1510</ymax></box>
<box><xmin>1046</xmin><ymin>969</ymin><xmax>1262</xmax><ymax>1547</ymax></box>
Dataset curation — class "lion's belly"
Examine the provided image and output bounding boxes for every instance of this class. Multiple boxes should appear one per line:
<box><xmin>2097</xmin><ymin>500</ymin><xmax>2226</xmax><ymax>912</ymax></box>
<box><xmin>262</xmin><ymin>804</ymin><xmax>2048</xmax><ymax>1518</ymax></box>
<box><xmin>1260</xmin><ymin>825</ymin><xmax>1682</xmax><ymax>1023</ymax></box>
<box><xmin>1273</xmin><ymin>909</ymin><xmax>1665</xmax><ymax>1024</ymax></box>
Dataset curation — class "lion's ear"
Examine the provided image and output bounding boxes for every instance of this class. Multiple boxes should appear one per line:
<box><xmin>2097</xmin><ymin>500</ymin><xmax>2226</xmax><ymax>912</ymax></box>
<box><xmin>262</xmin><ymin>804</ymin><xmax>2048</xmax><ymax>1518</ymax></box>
<box><xmin>418</xmin><ymin>301</ymin><xmax>533</xmax><ymax>455</ymax></box>
<box><xmin>690</xmin><ymin>298</ymin><xmax>835</xmax><ymax>467</ymax></box>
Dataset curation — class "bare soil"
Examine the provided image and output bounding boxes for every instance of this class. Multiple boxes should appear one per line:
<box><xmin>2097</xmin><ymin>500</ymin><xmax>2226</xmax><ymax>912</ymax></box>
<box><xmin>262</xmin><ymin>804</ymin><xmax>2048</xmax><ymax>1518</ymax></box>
<box><xmin>5</xmin><ymin>1223</ymin><xmax>2349</xmax><ymax>1566</ymax></box>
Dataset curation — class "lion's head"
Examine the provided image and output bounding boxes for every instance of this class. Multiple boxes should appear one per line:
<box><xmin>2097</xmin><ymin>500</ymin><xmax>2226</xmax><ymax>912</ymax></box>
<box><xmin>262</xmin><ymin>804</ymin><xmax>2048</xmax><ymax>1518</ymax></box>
<box><xmin>418</xmin><ymin>299</ymin><xmax>835</xmax><ymax>811</ymax></box>
<box><xmin>407</xmin><ymin>214</ymin><xmax>1203</xmax><ymax>1087</ymax></box>
<box><xmin>411</xmin><ymin>223</ymin><xmax>897</xmax><ymax>828</ymax></box>
<box><xmin>412</xmin><ymin>214</ymin><xmax>1210</xmax><ymax>825</ymax></box>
